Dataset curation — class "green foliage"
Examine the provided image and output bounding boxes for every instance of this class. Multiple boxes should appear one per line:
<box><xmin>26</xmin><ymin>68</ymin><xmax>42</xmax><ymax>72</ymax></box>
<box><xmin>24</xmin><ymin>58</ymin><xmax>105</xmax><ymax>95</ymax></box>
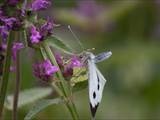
<box><xmin>71</xmin><ymin>67</ymin><xmax>87</xmax><ymax>86</ymax></box>
<box><xmin>24</xmin><ymin>98</ymin><xmax>63</xmax><ymax>120</ymax></box>
<box><xmin>71</xmin><ymin>67</ymin><xmax>88</xmax><ymax>92</ymax></box>
<box><xmin>4</xmin><ymin>87</ymin><xmax>52</xmax><ymax>110</ymax></box>
<box><xmin>46</xmin><ymin>36</ymin><xmax>74</xmax><ymax>55</ymax></box>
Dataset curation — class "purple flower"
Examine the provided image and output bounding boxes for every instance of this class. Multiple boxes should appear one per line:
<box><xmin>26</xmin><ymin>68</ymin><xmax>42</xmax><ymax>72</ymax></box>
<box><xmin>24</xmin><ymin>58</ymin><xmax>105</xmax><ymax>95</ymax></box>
<box><xmin>33</xmin><ymin>59</ymin><xmax>59</xmax><ymax>81</ymax></box>
<box><xmin>7</xmin><ymin>0</ymin><xmax>20</xmax><ymax>6</ymax></box>
<box><xmin>40</xmin><ymin>18</ymin><xmax>54</xmax><ymax>37</ymax></box>
<box><xmin>12</xmin><ymin>42</ymin><xmax>24</xmax><ymax>61</ymax></box>
<box><xmin>30</xmin><ymin>26</ymin><xmax>42</xmax><ymax>44</ymax></box>
<box><xmin>10</xmin><ymin>66</ymin><xmax>16</xmax><ymax>72</ymax></box>
<box><xmin>63</xmin><ymin>56</ymin><xmax>83</xmax><ymax>78</ymax></box>
<box><xmin>0</xmin><ymin>26</ymin><xmax>9</xmax><ymax>41</ymax></box>
<box><xmin>1</xmin><ymin>17</ymin><xmax>17</xmax><ymax>29</ymax></box>
<box><xmin>74</xmin><ymin>0</ymin><xmax>104</xmax><ymax>18</ymax></box>
<box><xmin>55</xmin><ymin>52</ymin><xmax>63</xmax><ymax>67</ymax></box>
<box><xmin>31</xmin><ymin>0</ymin><xmax>51</xmax><ymax>11</ymax></box>
<box><xmin>70</xmin><ymin>56</ymin><xmax>83</xmax><ymax>67</ymax></box>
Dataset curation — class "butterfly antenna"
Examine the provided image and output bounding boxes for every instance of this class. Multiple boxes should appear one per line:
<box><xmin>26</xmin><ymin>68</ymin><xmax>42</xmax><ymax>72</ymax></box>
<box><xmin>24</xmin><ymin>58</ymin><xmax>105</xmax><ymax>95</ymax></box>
<box><xmin>68</xmin><ymin>25</ymin><xmax>84</xmax><ymax>51</ymax></box>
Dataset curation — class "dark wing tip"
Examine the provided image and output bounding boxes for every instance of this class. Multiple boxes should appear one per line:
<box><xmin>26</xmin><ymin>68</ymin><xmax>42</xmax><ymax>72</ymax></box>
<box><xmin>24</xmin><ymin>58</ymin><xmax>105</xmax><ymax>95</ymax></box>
<box><xmin>90</xmin><ymin>103</ymin><xmax>99</xmax><ymax>118</ymax></box>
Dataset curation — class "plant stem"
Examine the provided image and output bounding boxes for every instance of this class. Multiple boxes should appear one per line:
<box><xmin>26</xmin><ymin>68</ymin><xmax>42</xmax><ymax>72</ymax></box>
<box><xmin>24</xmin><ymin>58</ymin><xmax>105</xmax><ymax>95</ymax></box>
<box><xmin>42</xmin><ymin>42</ymin><xmax>68</xmax><ymax>96</ymax></box>
<box><xmin>42</xmin><ymin>42</ymin><xmax>79</xmax><ymax>119</ymax></box>
<box><xmin>13</xmin><ymin>50</ymin><xmax>20</xmax><ymax>120</ymax></box>
<box><xmin>13</xmin><ymin>32</ymin><xmax>21</xmax><ymax>120</ymax></box>
<box><xmin>0</xmin><ymin>32</ymin><xmax>13</xmax><ymax>118</ymax></box>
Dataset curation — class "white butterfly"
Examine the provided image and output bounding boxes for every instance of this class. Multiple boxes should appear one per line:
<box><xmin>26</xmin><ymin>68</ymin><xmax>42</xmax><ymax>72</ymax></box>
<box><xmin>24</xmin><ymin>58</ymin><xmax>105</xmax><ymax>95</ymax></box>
<box><xmin>86</xmin><ymin>51</ymin><xmax>112</xmax><ymax>118</ymax></box>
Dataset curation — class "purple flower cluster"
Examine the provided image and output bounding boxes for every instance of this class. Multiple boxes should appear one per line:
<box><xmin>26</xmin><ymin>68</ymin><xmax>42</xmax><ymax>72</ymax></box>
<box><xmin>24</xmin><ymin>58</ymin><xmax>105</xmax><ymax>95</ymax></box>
<box><xmin>31</xmin><ymin>0</ymin><xmax>51</xmax><ymax>11</ymax></box>
<box><xmin>30</xmin><ymin>26</ymin><xmax>42</xmax><ymax>44</ymax></box>
<box><xmin>33</xmin><ymin>59</ymin><xmax>59</xmax><ymax>81</ymax></box>
<box><xmin>63</xmin><ymin>56</ymin><xmax>83</xmax><ymax>78</ymax></box>
<box><xmin>54</xmin><ymin>54</ymin><xmax>83</xmax><ymax>78</ymax></box>
<box><xmin>30</xmin><ymin>18</ymin><xmax>54</xmax><ymax>44</ymax></box>
<box><xmin>0</xmin><ymin>17</ymin><xmax>18</xmax><ymax>41</ymax></box>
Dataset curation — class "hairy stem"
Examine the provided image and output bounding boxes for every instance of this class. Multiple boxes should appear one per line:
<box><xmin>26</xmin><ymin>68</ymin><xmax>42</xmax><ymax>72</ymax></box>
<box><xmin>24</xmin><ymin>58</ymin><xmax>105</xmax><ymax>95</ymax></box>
<box><xmin>0</xmin><ymin>32</ymin><xmax>13</xmax><ymax>118</ymax></box>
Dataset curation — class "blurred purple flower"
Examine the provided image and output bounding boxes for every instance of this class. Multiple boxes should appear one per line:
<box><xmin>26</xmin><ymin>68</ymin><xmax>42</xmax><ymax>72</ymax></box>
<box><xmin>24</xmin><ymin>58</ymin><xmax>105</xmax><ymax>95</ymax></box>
<box><xmin>33</xmin><ymin>59</ymin><xmax>59</xmax><ymax>81</ymax></box>
<box><xmin>74</xmin><ymin>0</ymin><xmax>104</xmax><ymax>18</ymax></box>
<box><xmin>12</xmin><ymin>42</ymin><xmax>24</xmax><ymax>61</ymax></box>
<box><xmin>30</xmin><ymin>0</ymin><xmax>51</xmax><ymax>11</ymax></box>
<box><xmin>40</xmin><ymin>18</ymin><xmax>54</xmax><ymax>38</ymax></box>
<box><xmin>7</xmin><ymin>0</ymin><xmax>20</xmax><ymax>6</ymax></box>
<box><xmin>55</xmin><ymin>52</ymin><xmax>63</xmax><ymax>67</ymax></box>
<box><xmin>10</xmin><ymin>66</ymin><xmax>16</xmax><ymax>72</ymax></box>
<box><xmin>63</xmin><ymin>56</ymin><xmax>83</xmax><ymax>78</ymax></box>
<box><xmin>30</xmin><ymin>25</ymin><xmax>42</xmax><ymax>44</ymax></box>
<box><xmin>1</xmin><ymin>17</ymin><xmax>17</xmax><ymax>29</ymax></box>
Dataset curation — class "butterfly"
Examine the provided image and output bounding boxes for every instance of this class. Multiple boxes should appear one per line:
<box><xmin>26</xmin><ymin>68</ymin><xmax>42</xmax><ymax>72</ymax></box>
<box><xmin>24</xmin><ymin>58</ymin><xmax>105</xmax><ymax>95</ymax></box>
<box><xmin>85</xmin><ymin>51</ymin><xmax>112</xmax><ymax>118</ymax></box>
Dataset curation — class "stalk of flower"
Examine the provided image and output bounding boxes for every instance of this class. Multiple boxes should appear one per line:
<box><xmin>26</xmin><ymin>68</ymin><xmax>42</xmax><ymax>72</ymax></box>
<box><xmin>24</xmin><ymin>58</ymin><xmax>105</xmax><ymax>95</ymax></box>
<box><xmin>12</xmin><ymin>41</ymin><xmax>24</xmax><ymax>120</ymax></box>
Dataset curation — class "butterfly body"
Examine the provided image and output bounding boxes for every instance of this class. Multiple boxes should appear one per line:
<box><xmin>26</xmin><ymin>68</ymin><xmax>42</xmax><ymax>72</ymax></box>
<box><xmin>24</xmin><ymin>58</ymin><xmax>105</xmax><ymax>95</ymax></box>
<box><xmin>86</xmin><ymin>51</ymin><xmax>112</xmax><ymax>118</ymax></box>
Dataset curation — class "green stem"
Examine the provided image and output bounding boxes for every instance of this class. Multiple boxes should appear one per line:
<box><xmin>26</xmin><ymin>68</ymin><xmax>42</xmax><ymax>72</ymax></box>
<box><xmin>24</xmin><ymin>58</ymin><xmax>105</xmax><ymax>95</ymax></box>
<box><xmin>41</xmin><ymin>42</ymin><xmax>79</xmax><ymax>119</ymax></box>
<box><xmin>23</xmin><ymin>30</ymin><xmax>28</xmax><ymax>47</ymax></box>
<box><xmin>42</xmin><ymin>42</ymin><xmax>68</xmax><ymax>96</ymax></box>
<box><xmin>13</xmin><ymin>50</ymin><xmax>20</xmax><ymax>120</ymax></box>
<box><xmin>13</xmin><ymin>32</ymin><xmax>21</xmax><ymax>120</ymax></box>
<box><xmin>51</xmin><ymin>82</ymin><xmax>78</xmax><ymax>120</ymax></box>
<box><xmin>0</xmin><ymin>32</ymin><xmax>13</xmax><ymax>118</ymax></box>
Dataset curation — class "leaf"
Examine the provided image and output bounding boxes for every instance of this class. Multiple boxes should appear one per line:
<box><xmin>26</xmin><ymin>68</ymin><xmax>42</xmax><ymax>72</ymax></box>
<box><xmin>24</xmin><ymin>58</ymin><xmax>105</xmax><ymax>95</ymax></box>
<box><xmin>71</xmin><ymin>67</ymin><xmax>88</xmax><ymax>86</ymax></box>
<box><xmin>71</xmin><ymin>67</ymin><xmax>88</xmax><ymax>92</ymax></box>
<box><xmin>73</xmin><ymin>81</ymin><xmax>88</xmax><ymax>92</ymax></box>
<box><xmin>24</xmin><ymin>98</ymin><xmax>63</xmax><ymax>120</ymax></box>
<box><xmin>4</xmin><ymin>87</ymin><xmax>52</xmax><ymax>110</ymax></box>
<box><xmin>46</xmin><ymin>36</ymin><xmax>74</xmax><ymax>55</ymax></box>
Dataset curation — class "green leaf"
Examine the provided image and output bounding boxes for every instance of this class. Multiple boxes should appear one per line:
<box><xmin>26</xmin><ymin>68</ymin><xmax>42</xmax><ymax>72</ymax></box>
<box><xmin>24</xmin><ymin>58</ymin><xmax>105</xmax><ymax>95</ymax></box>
<box><xmin>71</xmin><ymin>67</ymin><xmax>88</xmax><ymax>86</ymax></box>
<box><xmin>46</xmin><ymin>36</ymin><xmax>74</xmax><ymax>55</ymax></box>
<box><xmin>24</xmin><ymin>98</ymin><xmax>63</xmax><ymax>120</ymax></box>
<box><xmin>73</xmin><ymin>81</ymin><xmax>88</xmax><ymax>92</ymax></box>
<box><xmin>4</xmin><ymin>87</ymin><xmax>52</xmax><ymax>110</ymax></box>
<box><xmin>70</xmin><ymin>67</ymin><xmax>88</xmax><ymax>92</ymax></box>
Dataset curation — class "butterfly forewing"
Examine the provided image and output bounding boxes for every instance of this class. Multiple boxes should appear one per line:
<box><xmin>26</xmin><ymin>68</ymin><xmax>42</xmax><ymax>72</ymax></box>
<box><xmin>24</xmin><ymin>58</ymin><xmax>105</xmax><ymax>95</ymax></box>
<box><xmin>88</xmin><ymin>59</ymin><xmax>99</xmax><ymax>117</ymax></box>
<box><xmin>87</xmin><ymin>51</ymin><xmax>111</xmax><ymax>118</ymax></box>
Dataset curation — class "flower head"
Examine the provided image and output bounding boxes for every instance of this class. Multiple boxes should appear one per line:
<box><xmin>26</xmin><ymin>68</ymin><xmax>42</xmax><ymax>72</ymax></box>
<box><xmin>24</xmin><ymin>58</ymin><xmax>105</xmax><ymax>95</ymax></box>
<box><xmin>1</xmin><ymin>17</ymin><xmax>17</xmax><ymax>29</ymax></box>
<box><xmin>55</xmin><ymin>52</ymin><xmax>63</xmax><ymax>67</ymax></box>
<box><xmin>31</xmin><ymin>0</ymin><xmax>51</xmax><ymax>11</ymax></box>
<box><xmin>33</xmin><ymin>59</ymin><xmax>59</xmax><ymax>81</ymax></box>
<box><xmin>12</xmin><ymin>42</ymin><xmax>24</xmax><ymax>61</ymax></box>
<box><xmin>40</xmin><ymin>18</ymin><xmax>54</xmax><ymax>38</ymax></box>
<box><xmin>63</xmin><ymin>56</ymin><xmax>83</xmax><ymax>78</ymax></box>
<box><xmin>30</xmin><ymin>25</ymin><xmax>42</xmax><ymax>44</ymax></box>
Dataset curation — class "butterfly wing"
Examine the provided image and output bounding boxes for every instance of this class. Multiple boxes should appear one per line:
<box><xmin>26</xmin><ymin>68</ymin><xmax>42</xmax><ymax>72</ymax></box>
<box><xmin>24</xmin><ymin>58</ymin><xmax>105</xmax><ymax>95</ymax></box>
<box><xmin>94</xmin><ymin>51</ymin><xmax>112</xmax><ymax>63</ymax></box>
<box><xmin>88</xmin><ymin>58</ymin><xmax>107</xmax><ymax>118</ymax></box>
<box><xmin>88</xmin><ymin>59</ymin><xmax>99</xmax><ymax>117</ymax></box>
<box><xmin>95</xmin><ymin>66</ymin><xmax>106</xmax><ymax>103</ymax></box>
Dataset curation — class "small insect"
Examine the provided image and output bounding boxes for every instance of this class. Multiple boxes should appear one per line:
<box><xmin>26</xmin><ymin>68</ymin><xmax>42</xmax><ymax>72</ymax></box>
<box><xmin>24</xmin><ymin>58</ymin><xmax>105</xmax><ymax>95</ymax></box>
<box><xmin>85</xmin><ymin>51</ymin><xmax>112</xmax><ymax>118</ymax></box>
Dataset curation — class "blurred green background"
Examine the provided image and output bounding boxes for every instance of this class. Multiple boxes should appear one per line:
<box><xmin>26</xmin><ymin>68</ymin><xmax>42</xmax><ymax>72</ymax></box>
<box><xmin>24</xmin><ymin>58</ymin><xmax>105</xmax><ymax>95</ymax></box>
<box><xmin>5</xmin><ymin>0</ymin><xmax>160</xmax><ymax>119</ymax></box>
